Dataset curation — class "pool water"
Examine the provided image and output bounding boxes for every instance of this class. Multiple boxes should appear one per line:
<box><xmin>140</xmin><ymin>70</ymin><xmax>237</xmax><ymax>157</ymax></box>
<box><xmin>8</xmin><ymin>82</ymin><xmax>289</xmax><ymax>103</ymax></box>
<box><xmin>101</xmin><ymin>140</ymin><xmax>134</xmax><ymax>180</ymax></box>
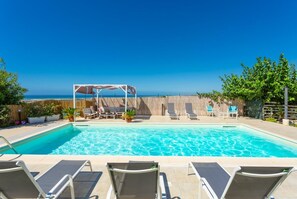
<box><xmin>2</xmin><ymin>124</ymin><xmax>297</xmax><ymax>157</ymax></box>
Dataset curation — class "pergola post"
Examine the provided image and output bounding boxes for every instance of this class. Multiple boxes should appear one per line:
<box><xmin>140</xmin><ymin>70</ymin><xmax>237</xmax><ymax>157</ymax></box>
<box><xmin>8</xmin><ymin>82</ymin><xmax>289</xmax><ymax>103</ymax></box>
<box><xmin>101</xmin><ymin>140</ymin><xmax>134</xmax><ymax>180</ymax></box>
<box><xmin>96</xmin><ymin>89</ymin><xmax>99</xmax><ymax>107</ymax></box>
<box><xmin>125</xmin><ymin>85</ymin><xmax>128</xmax><ymax>112</ymax></box>
<box><xmin>134</xmin><ymin>89</ymin><xmax>137</xmax><ymax>109</ymax></box>
<box><xmin>73</xmin><ymin>85</ymin><xmax>76</xmax><ymax>109</ymax></box>
<box><xmin>73</xmin><ymin>85</ymin><xmax>76</xmax><ymax>122</ymax></box>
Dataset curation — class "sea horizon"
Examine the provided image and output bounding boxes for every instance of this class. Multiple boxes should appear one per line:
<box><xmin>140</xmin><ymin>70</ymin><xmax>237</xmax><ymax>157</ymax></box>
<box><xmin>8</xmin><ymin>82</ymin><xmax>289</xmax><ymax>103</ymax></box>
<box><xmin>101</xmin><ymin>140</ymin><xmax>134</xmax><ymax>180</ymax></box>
<box><xmin>24</xmin><ymin>93</ymin><xmax>196</xmax><ymax>100</ymax></box>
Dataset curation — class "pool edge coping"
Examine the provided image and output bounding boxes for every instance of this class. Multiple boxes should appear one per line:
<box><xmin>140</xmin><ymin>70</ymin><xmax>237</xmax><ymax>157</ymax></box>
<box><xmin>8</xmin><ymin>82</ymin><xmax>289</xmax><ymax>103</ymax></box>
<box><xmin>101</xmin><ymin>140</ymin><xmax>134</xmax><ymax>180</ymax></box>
<box><xmin>1</xmin><ymin>121</ymin><xmax>297</xmax><ymax>157</ymax></box>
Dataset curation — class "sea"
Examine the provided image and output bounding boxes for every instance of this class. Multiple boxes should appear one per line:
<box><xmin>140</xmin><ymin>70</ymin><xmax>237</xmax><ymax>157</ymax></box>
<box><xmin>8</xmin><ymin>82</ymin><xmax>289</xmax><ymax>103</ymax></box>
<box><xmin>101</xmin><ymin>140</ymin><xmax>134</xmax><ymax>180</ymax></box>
<box><xmin>24</xmin><ymin>93</ymin><xmax>194</xmax><ymax>101</ymax></box>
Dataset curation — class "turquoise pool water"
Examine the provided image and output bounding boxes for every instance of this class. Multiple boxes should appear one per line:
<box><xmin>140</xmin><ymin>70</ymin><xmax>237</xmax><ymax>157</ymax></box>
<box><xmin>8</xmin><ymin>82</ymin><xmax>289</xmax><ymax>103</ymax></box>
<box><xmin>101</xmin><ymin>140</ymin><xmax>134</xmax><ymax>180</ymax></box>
<box><xmin>1</xmin><ymin>124</ymin><xmax>297</xmax><ymax>157</ymax></box>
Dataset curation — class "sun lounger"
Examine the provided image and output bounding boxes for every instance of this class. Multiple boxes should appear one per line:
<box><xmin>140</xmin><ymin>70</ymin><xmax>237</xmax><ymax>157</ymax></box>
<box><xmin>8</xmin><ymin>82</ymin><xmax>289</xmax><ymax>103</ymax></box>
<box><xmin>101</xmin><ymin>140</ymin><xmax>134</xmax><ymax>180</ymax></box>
<box><xmin>166</xmin><ymin>103</ymin><xmax>179</xmax><ymax>120</ymax></box>
<box><xmin>0</xmin><ymin>160</ymin><xmax>93</xmax><ymax>199</ymax></box>
<box><xmin>189</xmin><ymin>162</ymin><xmax>295</xmax><ymax>199</ymax></box>
<box><xmin>228</xmin><ymin>106</ymin><xmax>238</xmax><ymax>119</ymax></box>
<box><xmin>106</xmin><ymin>161</ymin><xmax>165</xmax><ymax>199</ymax></box>
<box><xmin>185</xmin><ymin>103</ymin><xmax>198</xmax><ymax>119</ymax></box>
<box><xmin>83</xmin><ymin>108</ymin><xmax>97</xmax><ymax>119</ymax></box>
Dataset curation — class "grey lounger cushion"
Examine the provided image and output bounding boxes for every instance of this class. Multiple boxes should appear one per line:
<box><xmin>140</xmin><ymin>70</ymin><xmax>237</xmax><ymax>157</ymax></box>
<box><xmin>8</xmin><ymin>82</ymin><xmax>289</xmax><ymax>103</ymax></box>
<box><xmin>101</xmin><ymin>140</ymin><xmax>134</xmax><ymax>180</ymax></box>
<box><xmin>0</xmin><ymin>160</ymin><xmax>90</xmax><ymax>198</ymax></box>
<box><xmin>107</xmin><ymin>162</ymin><xmax>159</xmax><ymax>199</ymax></box>
<box><xmin>226</xmin><ymin>167</ymin><xmax>293</xmax><ymax>199</ymax></box>
<box><xmin>185</xmin><ymin>103</ymin><xmax>197</xmax><ymax>118</ymax></box>
<box><xmin>192</xmin><ymin>162</ymin><xmax>294</xmax><ymax>199</ymax></box>
<box><xmin>167</xmin><ymin>103</ymin><xmax>179</xmax><ymax>119</ymax></box>
<box><xmin>0</xmin><ymin>161</ymin><xmax>41</xmax><ymax>198</ymax></box>
<box><xmin>192</xmin><ymin>162</ymin><xmax>230</xmax><ymax>198</ymax></box>
<box><xmin>37</xmin><ymin>160</ymin><xmax>88</xmax><ymax>195</ymax></box>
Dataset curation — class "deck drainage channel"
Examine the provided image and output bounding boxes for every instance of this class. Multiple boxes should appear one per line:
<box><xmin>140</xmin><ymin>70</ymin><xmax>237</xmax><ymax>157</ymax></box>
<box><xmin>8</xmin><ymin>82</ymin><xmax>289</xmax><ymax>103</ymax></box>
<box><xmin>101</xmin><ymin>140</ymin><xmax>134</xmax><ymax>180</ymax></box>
<box><xmin>222</xmin><ymin>125</ymin><xmax>237</xmax><ymax>128</ymax></box>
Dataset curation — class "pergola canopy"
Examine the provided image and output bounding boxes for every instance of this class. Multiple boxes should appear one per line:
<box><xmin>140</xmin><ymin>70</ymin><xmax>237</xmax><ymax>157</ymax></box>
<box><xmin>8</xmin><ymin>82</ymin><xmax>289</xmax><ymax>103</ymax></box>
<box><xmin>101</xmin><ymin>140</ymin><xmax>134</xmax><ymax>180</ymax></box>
<box><xmin>75</xmin><ymin>84</ymin><xmax>136</xmax><ymax>95</ymax></box>
<box><xmin>73</xmin><ymin>84</ymin><xmax>137</xmax><ymax>120</ymax></box>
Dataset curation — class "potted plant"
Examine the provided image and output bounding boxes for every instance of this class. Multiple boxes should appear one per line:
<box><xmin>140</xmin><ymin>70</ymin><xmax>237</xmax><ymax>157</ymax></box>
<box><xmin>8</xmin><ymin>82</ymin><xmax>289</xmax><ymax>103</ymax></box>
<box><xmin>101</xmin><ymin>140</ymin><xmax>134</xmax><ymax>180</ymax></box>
<box><xmin>122</xmin><ymin>109</ymin><xmax>136</xmax><ymax>123</ymax></box>
<box><xmin>24</xmin><ymin>103</ymin><xmax>46</xmax><ymax>124</ymax></box>
<box><xmin>62</xmin><ymin>107</ymin><xmax>78</xmax><ymax>122</ymax></box>
<box><xmin>45</xmin><ymin>103</ymin><xmax>62</xmax><ymax>122</ymax></box>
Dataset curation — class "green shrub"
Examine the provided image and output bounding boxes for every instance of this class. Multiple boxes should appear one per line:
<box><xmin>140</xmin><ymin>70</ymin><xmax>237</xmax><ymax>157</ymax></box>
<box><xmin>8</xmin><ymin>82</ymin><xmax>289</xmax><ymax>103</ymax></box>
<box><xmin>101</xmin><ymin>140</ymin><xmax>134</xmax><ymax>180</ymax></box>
<box><xmin>265</xmin><ymin>117</ymin><xmax>277</xmax><ymax>123</ymax></box>
<box><xmin>0</xmin><ymin>105</ymin><xmax>10</xmax><ymax>127</ymax></box>
<box><xmin>24</xmin><ymin>103</ymin><xmax>45</xmax><ymax>117</ymax></box>
<box><xmin>43</xmin><ymin>103</ymin><xmax>62</xmax><ymax>116</ymax></box>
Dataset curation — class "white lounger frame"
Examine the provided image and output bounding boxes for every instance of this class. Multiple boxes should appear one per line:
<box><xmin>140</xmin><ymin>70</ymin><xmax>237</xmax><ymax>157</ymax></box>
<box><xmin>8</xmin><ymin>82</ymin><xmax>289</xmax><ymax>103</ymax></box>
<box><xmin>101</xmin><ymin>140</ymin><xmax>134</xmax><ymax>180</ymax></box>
<box><xmin>0</xmin><ymin>160</ymin><xmax>92</xmax><ymax>199</ymax></box>
<box><xmin>188</xmin><ymin>162</ymin><xmax>295</xmax><ymax>199</ymax></box>
<box><xmin>185</xmin><ymin>110</ymin><xmax>197</xmax><ymax>119</ymax></box>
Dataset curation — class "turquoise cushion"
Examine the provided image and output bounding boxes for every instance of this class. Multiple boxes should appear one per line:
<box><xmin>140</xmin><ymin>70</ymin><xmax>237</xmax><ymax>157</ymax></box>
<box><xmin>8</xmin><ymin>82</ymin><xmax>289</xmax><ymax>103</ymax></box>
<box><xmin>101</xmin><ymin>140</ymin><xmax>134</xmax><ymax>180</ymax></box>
<box><xmin>207</xmin><ymin>106</ymin><xmax>213</xmax><ymax>112</ymax></box>
<box><xmin>229</xmin><ymin>106</ymin><xmax>237</xmax><ymax>112</ymax></box>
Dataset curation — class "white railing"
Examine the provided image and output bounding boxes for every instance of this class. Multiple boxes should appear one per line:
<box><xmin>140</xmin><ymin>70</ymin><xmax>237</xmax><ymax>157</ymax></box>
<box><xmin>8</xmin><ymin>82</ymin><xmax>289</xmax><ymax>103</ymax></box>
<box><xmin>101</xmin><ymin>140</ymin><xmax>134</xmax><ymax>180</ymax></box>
<box><xmin>0</xmin><ymin>136</ymin><xmax>18</xmax><ymax>154</ymax></box>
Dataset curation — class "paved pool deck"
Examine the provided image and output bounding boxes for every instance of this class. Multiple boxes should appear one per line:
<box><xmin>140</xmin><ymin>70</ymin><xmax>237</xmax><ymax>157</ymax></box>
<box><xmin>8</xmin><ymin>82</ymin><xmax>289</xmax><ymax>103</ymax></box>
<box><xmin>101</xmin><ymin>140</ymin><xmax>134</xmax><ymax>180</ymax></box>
<box><xmin>1</xmin><ymin>116</ymin><xmax>297</xmax><ymax>198</ymax></box>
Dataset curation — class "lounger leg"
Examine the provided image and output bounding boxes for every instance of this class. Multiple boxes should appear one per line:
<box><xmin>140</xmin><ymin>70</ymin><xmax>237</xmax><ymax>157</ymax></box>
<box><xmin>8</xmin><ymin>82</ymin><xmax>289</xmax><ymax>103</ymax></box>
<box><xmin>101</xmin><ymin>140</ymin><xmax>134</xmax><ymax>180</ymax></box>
<box><xmin>198</xmin><ymin>181</ymin><xmax>202</xmax><ymax>199</ymax></box>
<box><xmin>106</xmin><ymin>185</ymin><xmax>114</xmax><ymax>199</ymax></box>
<box><xmin>157</xmin><ymin>186</ymin><xmax>162</xmax><ymax>199</ymax></box>
<box><xmin>69</xmin><ymin>177</ymin><xmax>75</xmax><ymax>199</ymax></box>
<box><xmin>187</xmin><ymin>164</ymin><xmax>202</xmax><ymax>199</ymax></box>
<box><xmin>187</xmin><ymin>163</ymin><xmax>191</xmax><ymax>175</ymax></box>
<box><xmin>187</xmin><ymin>163</ymin><xmax>196</xmax><ymax>175</ymax></box>
<box><xmin>86</xmin><ymin>160</ymin><xmax>93</xmax><ymax>172</ymax></box>
<box><xmin>0</xmin><ymin>192</ymin><xmax>8</xmax><ymax>199</ymax></box>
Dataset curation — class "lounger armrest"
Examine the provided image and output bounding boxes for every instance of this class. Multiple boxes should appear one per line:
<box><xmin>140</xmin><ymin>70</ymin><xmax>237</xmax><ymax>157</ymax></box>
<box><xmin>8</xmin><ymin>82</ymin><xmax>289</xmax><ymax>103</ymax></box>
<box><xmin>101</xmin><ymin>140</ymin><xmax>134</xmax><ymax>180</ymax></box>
<box><xmin>290</xmin><ymin>167</ymin><xmax>297</xmax><ymax>174</ymax></box>
<box><xmin>106</xmin><ymin>185</ymin><xmax>113</xmax><ymax>199</ymax></box>
<box><xmin>47</xmin><ymin>174</ymin><xmax>75</xmax><ymax>199</ymax></box>
<box><xmin>200</xmin><ymin>178</ymin><xmax>219</xmax><ymax>199</ymax></box>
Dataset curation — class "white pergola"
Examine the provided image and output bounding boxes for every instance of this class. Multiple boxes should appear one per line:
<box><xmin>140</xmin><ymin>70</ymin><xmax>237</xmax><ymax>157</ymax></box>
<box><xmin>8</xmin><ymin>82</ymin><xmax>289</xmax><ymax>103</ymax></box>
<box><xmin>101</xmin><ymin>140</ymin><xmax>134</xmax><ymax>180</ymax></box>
<box><xmin>73</xmin><ymin>84</ymin><xmax>137</xmax><ymax>113</ymax></box>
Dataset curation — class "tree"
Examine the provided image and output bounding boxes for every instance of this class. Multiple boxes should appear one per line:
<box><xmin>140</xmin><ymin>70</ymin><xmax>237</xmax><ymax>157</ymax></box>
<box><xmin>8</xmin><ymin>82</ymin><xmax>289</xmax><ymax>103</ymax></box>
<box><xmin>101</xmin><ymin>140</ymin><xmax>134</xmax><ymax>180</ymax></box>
<box><xmin>220</xmin><ymin>54</ymin><xmax>297</xmax><ymax>104</ymax></box>
<box><xmin>197</xmin><ymin>90</ymin><xmax>228</xmax><ymax>105</ymax></box>
<box><xmin>0</xmin><ymin>68</ymin><xmax>27</xmax><ymax>105</ymax></box>
<box><xmin>0</xmin><ymin>57</ymin><xmax>6</xmax><ymax>70</ymax></box>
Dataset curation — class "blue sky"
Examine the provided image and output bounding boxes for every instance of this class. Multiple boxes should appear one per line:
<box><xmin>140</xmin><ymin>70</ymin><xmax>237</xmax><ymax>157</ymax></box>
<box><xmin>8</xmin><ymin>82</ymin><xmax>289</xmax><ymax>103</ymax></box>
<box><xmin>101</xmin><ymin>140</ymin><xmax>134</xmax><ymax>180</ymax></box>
<box><xmin>1</xmin><ymin>0</ymin><xmax>297</xmax><ymax>95</ymax></box>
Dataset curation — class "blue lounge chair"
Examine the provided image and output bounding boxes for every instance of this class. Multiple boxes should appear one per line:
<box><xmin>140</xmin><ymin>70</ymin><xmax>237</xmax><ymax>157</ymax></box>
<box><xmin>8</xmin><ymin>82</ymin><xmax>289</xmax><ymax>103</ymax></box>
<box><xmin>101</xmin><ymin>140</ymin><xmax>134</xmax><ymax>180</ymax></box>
<box><xmin>206</xmin><ymin>105</ymin><xmax>214</xmax><ymax>117</ymax></box>
<box><xmin>228</xmin><ymin>106</ymin><xmax>238</xmax><ymax>119</ymax></box>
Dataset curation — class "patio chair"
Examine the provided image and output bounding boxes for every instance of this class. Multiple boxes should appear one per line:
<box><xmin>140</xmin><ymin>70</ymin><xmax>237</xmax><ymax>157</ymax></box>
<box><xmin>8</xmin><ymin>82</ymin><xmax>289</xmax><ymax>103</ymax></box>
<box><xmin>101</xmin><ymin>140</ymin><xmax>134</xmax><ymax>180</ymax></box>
<box><xmin>0</xmin><ymin>160</ymin><xmax>93</xmax><ymax>199</ymax></box>
<box><xmin>189</xmin><ymin>162</ymin><xmax>295</xmax><ymax>199</ymax></box>
<box><xmin>185</xmin><ymin>103</ymin><xmax>198</xmax><ymax>119</ymax></box>
<box><xmin>166</xmin><ymin>103</ymin><xmax>179</xmax><ymax>120</ymax></box>
<box><xmin>98</xmin><ymin>107</ymin><xmax>116</xmax><ymax>119</ymax></box>
<box><xmin>114</xmin><ymin>107</ymin><xmax>125</xmax><ymax>118</ymax></box>
<box><xmin>228</xmin><ymin>106</ymin><xmax>238</xmax><ymax>119</ymax></box>
<box><xmin>83</xmin><ymin>108</ymin><xmax>97</xmax><ymax>119</ymax></box>
<box><xmin>106</xmin><ymin>161</ymin><xmax>164</xmax><ymax>199</ymax></box>
<box><xmin>206</xmin><ymin>105</ymin><xmax>214</xmax><ymax>117</ymax></box>
<box><xmin>90</xmin><ymin>105</ymin><xmax>98</xmax><ymax>115</ymax></box>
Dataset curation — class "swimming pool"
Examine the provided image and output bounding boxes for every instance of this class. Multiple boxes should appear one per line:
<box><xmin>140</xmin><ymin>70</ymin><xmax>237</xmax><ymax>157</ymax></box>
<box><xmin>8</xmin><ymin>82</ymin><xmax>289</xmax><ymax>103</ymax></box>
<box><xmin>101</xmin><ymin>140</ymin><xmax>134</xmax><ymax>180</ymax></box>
<box><xmin>1</xmin><ymin>124</ymin><xmax>297</xmax><ymax>157</ymax></box>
